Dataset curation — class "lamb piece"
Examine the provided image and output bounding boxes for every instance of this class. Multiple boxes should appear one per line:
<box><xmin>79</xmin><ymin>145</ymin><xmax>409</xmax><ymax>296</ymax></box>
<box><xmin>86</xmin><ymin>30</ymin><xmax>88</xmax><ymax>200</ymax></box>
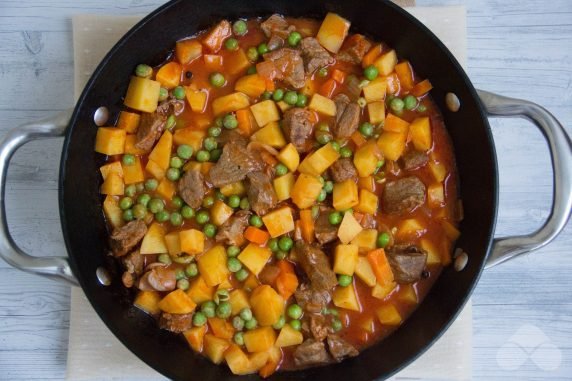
<box><xmin>260</xmin><ymin>14</ymin><xmax>292</xmax><ymax>38</ymax></box>
<box><xmin>246</xmin><ymin>171</ymin><xmax>277</xmax><ymax>216</ymax></box>
<box><xmin>135</xmin><ymin>112</ymin><xmax>166</xmax><ymax>153</ymax></box>
<box><xmin>208</xmin><ymin>140</ymin><xmax>264</xmax><ymax>187</ymax></box>
<box><xmin>300</xmin><ymin>37</ymin><xmax>335</xmax><ymax>74</ymax></box>
<box><xmin>326</xmin><ymin>334</ymin><xmax>359</xmax><ymax>362</ymax></box>
<box><xmin>215</xmin><ymin>210</ymin><xmax>251</xmax><ymax>247</ymax></box>
<box><xmin>262</xmin><ymin>48</ymin><xmax>306</xmax><ymax>89</ymax></box>
<box><xmin>121</xmin><ymin>250</ymin><xmax>145</xmax><ymax>288</ymax></box>
<box><xmin>293</xmin><ymin>339</ymin><xmax>331</xmax><ymax>367</ymax></box>
<box><xmin>382</xmin><ymin>176</ymin><xmax>427</xmax><ymax>214</ymax></box>
<box><xmin>295</xmin><ymin>241</ymin><xmax>337</xmax><ymax>291</ymax></box>
<box><xmin>295</xmin><ymin>285</ymin><xmax>332</xmax><ymax>313</ymax></box>
<box><xmin>310</xmin><ymin>314</ymin><xmax>334</xmax><ymax>341</ymax></box>
<box><xmin>333</xmin><ymin>94</ymin><xmax>360</xmax><ymax>139</ymax></box>
<box><xmin>109</xmin><ymin>220</ymin><xmax>147</xmax><ymax>257</ymax></box>
<box><xmin>386</xmin><ymin>244</ymin><xmax>428</xmax><ymax>283</ymax></box>
<box><xmin>330</xmin><ymin>158</ymin><xmax>358</xmax><ymax>183</ymax></box>
<box><xmin>156</xmin><ymin>98</ymin><xmax>185</xmax><ymax>116</ymax></box>
<box><xmin>360</xmin><ymin>212</ymin><xmax>376</xmax><ymax>229</ymax></box>
<box><xmin>178</xmin><ymin>169</ymin><xmax>206</xmax><ymax>209</ymax></box>
<box><xmin>159</xmin><ymin>313</ymin><xmax>194</xmax><ymax>333</ymax></box>
<box><xmin>282</xmin><ymin>108</ymin><xmax>314</xmax><ymax>153</ymax></box>
<box><xmin>402</xmin><ymin>149</ymin><xmax>429</xmax><ymax>171</ymax></box>
<box><xmin>138</xmin><ymin>266</ymin><xmax>176</xmax><ymax>292</ymax></box>
<box><xmin>216</xmin><ymin>129</ymin><xmax>250</xmax><ymax>146</ymax></box>
<box><xmin>267</xmin><ymin>34</ymin><xmax>285</xmax><ymax>51</ymax></box>
<box><xmin>314</xmin><ymin>207</ymin><xmax>338</xmax><ymax>245</ymax></box>
<box><xmin>337</xmin><ymin>34</ymin><xmax>372</xmax><ymax>65</ymax></box>
<box><xmin>259</xmin><ymin>265</ymin><xmax>281</xmax><ymax>285</ymax></box>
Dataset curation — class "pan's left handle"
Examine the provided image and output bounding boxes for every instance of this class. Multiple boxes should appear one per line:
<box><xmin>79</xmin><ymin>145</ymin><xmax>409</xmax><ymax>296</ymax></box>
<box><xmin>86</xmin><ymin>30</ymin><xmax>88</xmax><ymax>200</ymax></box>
<box><xmin>0</xmin><ymin>110</ymin><xmax>78</xmax><ymax>286</ymax></box>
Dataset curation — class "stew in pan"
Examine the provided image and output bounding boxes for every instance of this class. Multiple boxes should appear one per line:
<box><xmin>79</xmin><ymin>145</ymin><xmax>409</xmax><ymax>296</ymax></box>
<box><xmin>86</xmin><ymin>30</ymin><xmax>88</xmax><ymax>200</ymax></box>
<box><xmin>94</xmin><ymin>12</ymin><xmax>461</xmax><ymax>377</ymax></box>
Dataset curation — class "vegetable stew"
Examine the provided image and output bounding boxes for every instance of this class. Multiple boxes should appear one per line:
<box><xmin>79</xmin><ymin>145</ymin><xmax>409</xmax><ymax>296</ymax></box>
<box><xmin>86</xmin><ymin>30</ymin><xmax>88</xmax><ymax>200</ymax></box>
<box><xmin>94</xmin><ymin>12</ymin><xmax>460</xmax><ymax>377</ymax></box>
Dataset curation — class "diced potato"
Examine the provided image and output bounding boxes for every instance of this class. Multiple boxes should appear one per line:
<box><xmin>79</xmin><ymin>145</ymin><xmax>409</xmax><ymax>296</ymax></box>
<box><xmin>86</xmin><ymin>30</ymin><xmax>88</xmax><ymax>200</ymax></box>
<box><xmin>235</xmin><ymin>74</ymin><xmax>266</xmax><ymax>98</ymax></box>
<box><xmin>238</xmin><ymin>243</ymin><xmax>272</xmax><ymax>276</ymax></box>
<box><xmin>243</xmin><ymin>327</ymin><xmax>276</xmax><ymax>353</ymax></box>
<box><xmin>373</xmin><ymin>50</ymin><xmax>397</xmax><ymax>76</ymax></box>
<box><xmin>212</xmin><ymin>92</ymin><xmax>251</xmax><ymax>116</ymax></box>
<box><xmin>145</xmin><ymin>159</ymin><xmax>165</xmax><ymax>180</ymax></box>
<box><xmin>291</xmin><ymin>173</ymin><xmax>323</xmax><ymax>209</ymax></box>
<box><xmin>176</xmin><ymin>39</ymin><xmax>203</xmax><ymax>64</ymax></box>
<box><xmin>396</xmin><ymin>218</ymin><xmax>427</xmax><ymax>240</ymax></box>
<box><xmin>355</xmin><ymin>189</ymin><xmax>378</xmax><ymax>215</ymax></box>
<box><xmin>420</xmin><ymin>238</ymin><xmax>441</xmax><ymax>265</ymax></box>
<box><xmin>134</xmin><ymin>290</ymin><xmax>162</xmax><ymax>315</ymax></box>
<box><xmin>220</xmin><ymin>181</ymin><xmax>246</xmax><ymax>196</ymax></box>
<box><xmin>275</xmin><ymin>324</ymin><xmax>304</xmax><ymax>347</ymax></box>
<box><xmin>224</xmin><ymin>344</ymin><xmax>252</xmax><ymax>375</ymax></box>
<box><xmin>149</xmin><ymin>131</ymin><xmax>173</xmax><ymax>170</ymax></box>
<box><xmin>156</xmin><ymin>178</ymin><xmax>176</xmax><ymax>200</ymax></box>
<box><xmin>208</xmin><ymin>317</ymin><xmax>235</xmax><ymax>339</ymax></box>
<box><xmin>298</xmin><ymin>143</ymin><xmax>340</xmax><ymax>176</ymax></box>
<box><xmin>100</xmin><ymin>161</ymin><xmax>123</xmax><ymax>180</ymax></box>
<box><xmin>211</xmin><ymin>200</ymin><xmax>234</xmax><ymax>226</ymax></box>
<box><xmin>124</xmin><ymin>134</ymin><xmax>147</xmax><ymax>155</ymax></box>
<box><xmin>227</xmin><ymin>49</ymin><xmax>251</xmax><ymax>75</ymax></box>
<box><xmin>229</xmin><ymin>289</ymin><xmax>251</xmax><ymax>315</ymax></box>
<box><xmin>358</xmin><ymin>175</ymin><xmax>375</xmax><ymax>192</ymax></box>
<box><xmin>351</xmin><ymin>229</ymin><xmax>378</xmax><ymax>251</ymax></box>
<box><xmin>308</xmin><ymin>93</ymin><xmax>337</xmax><ymax>116</ymax></box>
<box><xmin>203</xmin><ymin>334</ymin><xmax>230</xmax><ymax>364</ymax></box>
<box><xmin>377</xmin><ymin>131</ymin><xmax>407</xmax><ymax>161</ymax></box>
<box><xmin>371</xmin><ymin>281</ymin><xmax>396</xmax><ymax>300</ymax></box>
<box><xmin>360</xmin><ymin>317</ymin><xmax>375</xmax><ymax>333</ymax></box>
<box><xmin>441</xmin><ymin>220</ymin><xmax>461</xmax><ymax>241</ymax></box>
<box><xmin>353</xmin><ymin>141</ymin><xmax>382</xmax><ymax>178</ymax></box>
<box><xmin>367</xmin><ymin>101</ymin><xmax>386</xmax><ymax>124</ymax></box>
<box><xmin>398</xmin><ymin>284</ymin><xmax>418</xmax><ymax>304</ymax></box>
<box><xmin>409</xmin><ymin>116</ymin><xmax>432</xmax><ymax>151</ymax></box>
<box><xmin>273</xmin><ymin>172</ymin><xmax>295</xmax><ymax>201</ymax></box>
<box><xmin>333</xmin><ymin>283</ymin><xmax>361</xmax><ymax>312</ymax></box>
<box><xmin>251</xmin><ymin>121</ymin><xmax>286</xmax><ymax>148</ymax></box>
<box><xmin>185</xmin><ymin>88</ymin><xmax>208</xmax><ymax>113</ymax></box>
<box><xmin>179</xmin><ymin>228</ymin><xmax>204</xmax><ymax>255</ymax></box>
<box><xmin>363</xmin><ymin>78</ymin><xmax>387</xmax><ymax>103</ymax></box>
<box><xmin>428</xmin><ymin>161</ymin><xmax>447</xmax><ymax>182</ymax></box>
<box><xmin>250</xmin><ymin>285</ymin><xmax>285</xmax><ymax>326</ymax></box>
<box><xmin>276</xmin><ymin>100</ymin><xmax>292</xmax><ymax>112</ymax></box>
<box><xmin>100</xmin><ymin>172</ymin><xmax>124</xmax><ymax>195</ymax></box>
<box><xmin>122</xmin><ymin>157</ymin><xmax>145</xmax><ymax>184</ymax></box>
<box><xmin>354</xmin><ymin>256</ymin><xmax>377</xmax><ymax>287</ymax></box>
<box><xmin>164</xmin><ymin>232</ymin><xmax>182</xmax><ymax>256</ymax></box>
<box><xmin>103</xmin><ymin>195</ymin><xmax>124</xmax><ymax>228</ymax></box>
<box><xmin>376</xmin><ymin>303</ymin><xmax>402</xmax><ymax>326</ymax></box>
<box><xmin>140</xmin><ymin>222</ymin><xmax>168</xmax><ymax>254</ymax></box>
<box><xmin>333</xmin><ymin>180</ymin><xmax>359</xmax><ymax>211</ymax></box>
<box><xmin>428</xmin><ymin>183</ymin><xmax>445</xmax><ymax>208</ymax></box>
<box><xmin>261</xmin><ymin>206</ymin><xmax>295</xmax><ymax>237</ymax></box>
<box><xmin>337</xmin><ymin>212</ymin><xmax>363</xmax><ymax>244</ymax></box>
<box><xmin>243</xmin><ymin>273</ymin><xmax>260</xmax><ymax>292</ymax></box>
<box><xmin>183</xmin><ymin>325</ymin><xmax>207</xmax><ymax>352</ymax></box>
<box><xmin>156</xmin><ymin>61</ymin><xmax>182</xmax><ymax>89</ymax></box>
<box><xmin>316</xmin><ymin>12</ymin><xmax>351</xmax><ymax>53</ymax></box>
<box><xmin>187</xmin><ymin>276</ymin><xmax>214</xmax><ymax>304</ymax></box>
<box><xmin>117</xmin><ymin>111</ymin><xmax>140</xmax><ymax>133</ymax></box>
<box><xmin>277</xmin><ymin>143</ymin><xmax>300</xmax><ymax>172</ymax></box>
<box><xmin>250</xmin><ymin>100</ymin><xmax>280</xmax><ymax>127</ymax></box>
<box><xmin>173</xmin><ymin>128</ymin><xmax>206</xmax><ymax>153</ymax></box>
<box><xmin>197</xmin><ymin>245</ymin><xmax>230</xmax><ymax>286</ymax></box>
<box><xmin>182</xmin><ymin>161</ymin><xmax>214</xmax><ymax>175</ymax></box>
<box><xmin>95</xmin><ymin>127</ymin><xmax>126</xmax><ymax>155</ymax></box>
<box><xmin>124</xmin><ymin>76</ymin><xmax>161</xmax><ymax>113</ymax></box>
<box><xmin>249</xmin><ymin>351</ymin><xmax>270</xmax><ymax>375</ymax></box>
<box><xmin>202</xmin><ymin>20</ymin><xmax>232</xmax><ymax>53</ymax></box>
<box><xmin>259</xmin><ymin>346</ymin><xmax>282</xmax><ymax>378</ymax></box>
<box><xmin>334</xmin><ymin>244</ymin><xmax>359</xmax><ymax>275</ymax></box>
<box><xmin>158</xmin><ymin>289</ymin><xmax>197</xmax><ymax>314</ymax></box>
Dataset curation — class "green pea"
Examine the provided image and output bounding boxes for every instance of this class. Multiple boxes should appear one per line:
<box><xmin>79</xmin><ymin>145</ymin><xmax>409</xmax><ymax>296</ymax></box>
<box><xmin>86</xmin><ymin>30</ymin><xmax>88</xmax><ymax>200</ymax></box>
<box><xmin>145</xmin><ymin>178</ymin><xmax>158</xmax><ymax>191</ymax></box>
<box><xmin>193</xmin><ymin>311</ymin><xmax>207</xmax><ymax>326</ymax></box>
<box><xmin>338</xmin><ymin>274</ymin><xmax>353</xmax><ymax>287</ymax></box>
<box><xmin>209</xmin><ymin>72</ymin><xmax>226</xmax><ymax>88</ymax></box>
<box><xmin>340</xmin><ymin>146</ymin><xmax>353</xmax><ymax>158</ymax></box>
<box><xmin>246</xmin><ymin>66</ymin><xmax>257</xmax><ymax>75</ymax></box>
<box><xmin>122</xmin><ymin>209</ymin><xmax>134</xmax><ymax>221</ymax></box>
<box><xmin>135</xmin><ymin>64</ymin><xmax>152</xmax><ymax>78</ymax></box>
<box><xmin>257</xmin><ymin>43</ymin><xmax>269</xmax><ymax>55</ymax></box>
<box><xmin>287</xmin><ymin>304</ymin><xmax>303</xmax><ymax>320</ymax></box>
<box><xmin>289</xmin><ymin>319</ymin><xmax>301</xmax><ymax>331</ymax></box>
<box><xmin>177</xmin><ymin>144</ymin><xmax>193</xmax><ymax>160</ymax></box>
<box><xmin>240</xmin><ymin>197</ymin><xmax>250</xmax><ymax>210</ymax></box>
<box><xmin>234</xmin><ymin>332</ymin><xmax>244</xmax><ymax>346</ymax></box>
<box><xmin>185</xmin><ymin>263</ymin><xmax>198</xmax><ymax>277</ymax></box>
<box><xmin>235</xmin><ymin>268</ymin><xmax>249</xmax><ymax>282</ymax></box>
<box><xmin>215</xmin><ymin>289</ymin><xmax>230</xmax><ymax>304</ymax></box>
<box><xmin>210</xmin><ymin>148</ymin><xmax>222</xmax><ymax>162</ymax></box>
<box><xmin>119</xmin><ymin>197</ymin><xmax>133</xmax><ymax>210</ymax></box>
<box><xmin>122</xmin><ymin>154</ymin><xmax>135</xmax><ymax>166</ymax></box>
<box><xmin>417</xmin><ymin>104</ymin><xmax>427</xmax><ymax>112</ymax></box>
<box><xmin>287</xmin><ymin>31</ymin><xmax>302</xmax><ymax>46</ymax></box>
<box><xmin>244</xmin><ymin>317</ymin><xmax>258</xmax><ymax>330</ymax></box>
<box><xmin>275</xmin><ymin>163</ymin><xmax>288</xmax><ymax>176</ymax></box>
<box><xmin>195</xmin><ymin>210</ymin><xmax>210</xmax><ymax>225</ymax></box>
<box><xmin>225</xmin><ymin>37</ymin><xmax>239</xmax><ymax>51</ymax></box>
<box><xmin>196</xmin><ymin>150</ymin><xmax>210</xmax><ymax>162</ymax></box>
<box><xmin>215</xmin><ymin>190</ymin><xmax>226</xmax><ymax>201</ymax></box>
<box><xmin>173</xmin><ymin>86</ymin><xmax>185</xmax><ymax>100</ymax></box>
<box><xmin>246</xmin><ymin>47</ymin><xmax>259</xmax><ymax>62</ymax></box>
<box><xmin>232</xmin><ymin>20</ymin><xmax>248</xmax><ymax>36</ymax></box>
<box><xmin>171</xmin><ymin>196</ymin><xmax>183</xmax><ymax>210</ymax></box>
<box><xmin>232</xmin><ymin>316</ymin><xmax>245</xmax><ymax>330</ymax></box>
<box><xmin>124</xmin><ymin>184</ymin><xmax>137</xmax><ymax>197</ymax></box>
<box><xmin>202</xmin><ymin>196</ymin><xmax>215</xmax><ymax>208</ymax></box>
<box><xmin>278</xmin><ymin>236</ymin><xmax>293</xmax><ymax>252</ymax></box>
<box><xmin>377</xmin><ymin>232</ymin><xmax>391</xmax><ymax>248</ymax></box>
<box><xmin>222</xmin><ymin>114</ymin><xmax>238</xmax><ymax>129</ymax></box>
<box><xmin>272</xmin><ymin>89</ymin><xmax>284</xmax><ymax>101</ymax></box>
<box><xmin>227</xmin><ymin>257</ymin><xmax>242</xmax><ymax>272</ymax></box>
<box><xmin>135</xmin><ymin>182</ymin><xmax>145</xmax><ymax>193</ymax></box>
<box><xmin>363</xmin><ymin>65</ymin><xmax>379</xmax><ymax>81</ymax></box>
<box><xmin>261</xmin><ymin>91</ymin><xmax>272</xmax><ymax>100</ymax></box>
<box><xmin>133</xmin><ymin>204</ymin><xmax>147</xmax><ymax>220</ymax></box>
<box><xmin>137</xmin><ymin>193</ymin><xmax>151</xmax><ymax>207</ymax></box>
<box><xmin>227</xmin><ymin>245</ymin><xmax>241</xmax><ymax>257</ymax></box>
<box><xmin>295</xmin><ymin>93</ymin><xmax>308</xmax><ymax>107</ymax></box>
<box><xmin>272</xmin><ymin>315</ymin><xmax>286</xmax><ymax>330</ymax></box>
<box><xmin>311</xmin><ymin>205</ymin><xmax>320</xmax><ymax>219</ymax></box>
<box><xmin>181</xmin><ymin>205</ymin><xmax>195</xmax><ymax>219</ymax></box>
<box><xmin>275</xmin><ymin>250</ymin><xmax>287</xmax><ymax>260</ymax></box>
<box><xmin>175</xmin><ymin>268</ymin><xmax>186</xmax><ymax>280</ymax></box>
<box><xmin>318</xmin><ymin>67</ymin><xmax>328</xmax><ymax>77</ymax></box>
<box><xmin>249</xmin><ymin>215</ymin><xmax>263</xmax><ymax>228</ymax></box>
<box><xmin>203</xmin><ymin>223</ymin><xmax>217</xmax><ymax>238</ymax></box>
<box><xmin>239</xmin><ymin>308</ymin><xmax>253</xmax><ymax>321</ymax></box>
<box><xmin>329</xmin><ymin>211</ymin><xmax>342</xmax><ymax>225</ymax></box>
<box><xmin>359</xmin><ymin>122</ymin><xmax>374</xmax><ymax>137</ymax></box>
<box><xmin>330</xmin><ymin>141</ymin><xmax>341</xmax><ymax>152</ymax></box>
<box><xmin>148</xmin><ymin>198</ymin><xmax>164</xmax><ymax>213</ymax></box>
<box><xmin>317</xmin><ymin>188</ymin><xmax>327</xmax><ymax>202</ymax></box>
<box><xmin>268</xmin><ymin>238</ymin><xmax>279</xmax><ymax>252</ymax></box>
<box><xmin>283</xmin><ymin>91</ymin><xmax>298</xmax><ymax>105</ymax></box>
<box><xmin>216</xmin><ymin>301</ymin><xmax>232</xmax><ymax>319</ymax></box>
<box><xmin>158</xmin><ymin>253</ymin><xmax>172</xmax><ymax>265</ymax></box>
<box><xmin>170</xmin><ymin>212</ymin><xmax>183</xmax><ymax>226</ymax></box>
<box><xmin>324</xmin><ymin>181</ymin><xmax>334</xmax><ymax>194</ymax></box>
<box><xmin>177</xmin><ymin>278</ymin><xmax>190</xmax><ymax>291</ymax></box>
<box><xmin>332</xmin><ymin>317</ymin><xmax>343</xmax><ymax>332</ymax></box>
<box><xmin>404</xmin><ymin>95</ymin><xmax>418</xmax><ymax>110</ymax></box>
<box><xmin>166</xmin><ymin>168</ymin><xmax>180</xmax><ymax>181</ymax></box>
<box><xmin>390</xmin><ymin>97</ymin><xmax>405</xmax><ymax>113</ymax></box>
<box><xmin>170</xmin><ymin>156</ymin><xmax>183</xmax><ymax>169</ymax></box>
<box><xmin>158</xmin><ymin>87</ymin><xmax>169</xmax><ymax>102</ymax></box>
<box><xmin>316</xmin><ymin>130</ymin><xmax>332</xmax><ymax>145</ymax></box>
<box><xmin>208</xmin><ymin>126</ymin><xmax>222</xmax><ymax>138</ymax></box>
<box><xmin>201</xmin><ymin>301</ymin><xmax>216</xmax><ymax>318</ymax></box>
<box><xmin>228</xmin><ymin>194</ymin><xmax>241</xmax><ymax>208</ymax></box>
<box><xmin>165</xmin><ymin>115</ymin><xmax>176</xmax><ymax>131</ymax></box>
<box><xmin>155</xmin><ymin>210</ymin><xmax>170</xmax><ymax>222</ymax></box>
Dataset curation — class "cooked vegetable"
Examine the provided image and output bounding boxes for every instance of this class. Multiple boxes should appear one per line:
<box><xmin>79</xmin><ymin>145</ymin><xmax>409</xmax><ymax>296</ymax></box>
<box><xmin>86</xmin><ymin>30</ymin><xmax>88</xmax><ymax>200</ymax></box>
<box><xmin>123</xmin><ymin>76</ymin><xmax>161</xmax><ymax>112</ymax></box>
<box><xmin>316</xmin><ymin>12</ymin><xmax>350</xmax><ymax>53</ymax></box>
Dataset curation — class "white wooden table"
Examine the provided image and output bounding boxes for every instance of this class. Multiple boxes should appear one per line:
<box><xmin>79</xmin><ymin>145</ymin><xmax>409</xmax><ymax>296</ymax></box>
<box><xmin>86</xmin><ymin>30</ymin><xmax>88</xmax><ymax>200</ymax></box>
<box><xmin>0</xmin><ymin>0</ymin><xmax>570</xmax><ymax>379</ymax></box>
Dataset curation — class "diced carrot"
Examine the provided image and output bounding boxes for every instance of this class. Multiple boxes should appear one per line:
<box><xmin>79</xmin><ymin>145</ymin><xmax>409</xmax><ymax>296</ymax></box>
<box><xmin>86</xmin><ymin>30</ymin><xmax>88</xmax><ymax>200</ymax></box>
<box><xmin>265</xmin><ymin>79</ymin><xmax>275</xmax><ymax>92</ymax></box>
<box><xmin>351</xmin><ymin>131</ymin><xmax>367</xmax><ymax>147</ymax></box>
<box><xmin>259</xmin><ymin>360</ymin><xmax>279</xmax><ymax>378</ymax></box>
<box><xmin>299</xmin><ymin>209</ymin><xmax>315</xmax><ymax>243</ymax></box>
<box><xmin>275</xmin><ymin>272</ymin><xmax>298</xmax><ymax>300</ymax></box>
<box><xmin>155</xmin><ymin>61</ymin><xmax>182</xmax><ymax>89</ymax></box>
<box><xmin>362</xmin><ymin>44</ymin><xmax>383</xmax><ymax>68</ymax></box>
<box><xmin>202</xmin><ymin>20</ymin><xmax>232</xmax><ymax>53</ymax></box>
<box><xmin>277</xmin><ymin>260</ymin><xmax>295</xmax><ymax>275</ymax></box>
<box><xmin>244</xmin><ymin>226</ymin><xmax>270</xmax><ymax>245</ymax></box>
<box><xmin>236</xmin><ymin>108</ymin><xmax>256</xmax><ymax>136</ymax></box>
<box><xmin>394</xmin><ymin>61</ymin><xmax>414</xmax><ymax>91</ymax></box>
<box><xmin>367</xmin><ymin>249</ymin><xmax>395</xmax><ymax>287</ymax></box>
<box><xmin>331</xmin><ymin>69</ymin><xmax>346</xmax><ymax>83</ymax></box>
<box><xmin>204</xmin><ymin>54</ymin><xmax>223</xmax><ymax>71</ymax></box>
<box><xmin>385</xmin><ymin>73</ymin><xmax>400</xmax><ymax>95</ymax></box>
<box><xmin>411</xmin><ymin>79</ymin><xmax>433</xmax><ymax>97</ymax></box>
<box><xmin>319</xmin><ymin>78</ymin><xmax>337</xmax><ymax>98</ymax></box>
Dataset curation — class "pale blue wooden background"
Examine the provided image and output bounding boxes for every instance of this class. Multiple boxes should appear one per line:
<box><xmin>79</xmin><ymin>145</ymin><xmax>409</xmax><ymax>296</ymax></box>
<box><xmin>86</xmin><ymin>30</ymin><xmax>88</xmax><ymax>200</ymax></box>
<box><xmin>0</xmin><ymin>0</ymin><xmax>570</xmax><ymax>379</ymax></box>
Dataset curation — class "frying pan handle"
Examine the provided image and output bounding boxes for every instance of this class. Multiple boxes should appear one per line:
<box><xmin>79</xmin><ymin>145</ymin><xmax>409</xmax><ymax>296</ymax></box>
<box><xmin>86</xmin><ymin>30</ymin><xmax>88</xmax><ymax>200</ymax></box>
<box><xmin>0</xmin><ymin>110</ymin><xmax>78</xmax><ymax>286</ymax></box>
<box><xmin>477</xmin><ymin>90</ymin><xmax>572</xmax><ymax>268</ymax></box>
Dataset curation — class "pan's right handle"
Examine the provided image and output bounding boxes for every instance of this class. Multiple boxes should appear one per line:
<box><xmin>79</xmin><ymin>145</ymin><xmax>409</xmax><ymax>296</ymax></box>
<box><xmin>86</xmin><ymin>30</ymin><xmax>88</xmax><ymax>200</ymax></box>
<box><xmin>0</xmin><ymin>110</ymin><xmax>78</xmax><ymax>286</ymax></box>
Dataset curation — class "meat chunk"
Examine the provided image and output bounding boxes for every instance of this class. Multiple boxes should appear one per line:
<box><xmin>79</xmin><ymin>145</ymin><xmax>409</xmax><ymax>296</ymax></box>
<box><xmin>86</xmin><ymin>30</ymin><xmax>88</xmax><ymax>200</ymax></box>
<box><xmin>402</xmin><ymin>149</ymin><xmax>429</xmax><ymax>171</ymax></box>
<box><xmin>382</xmin><ymin>176</ymin><xmax>427</xmax><ymax>214</ymax></box>
<box><xmin>295</xmin><ymin>285</ymin><xmax>332</xmax><ymax>313</ymax></box>
<box><xmin>337</xmin><ymin>34</ymin><xmax>372</xmax><ymax>65</ymax></box>
<box><xmin>310</xmin><ymin>314</ymin><xmax>334</xmax><ymax>341</ymax></box>
<box><xmin>295</xmin><ymin>241</ymin><xmax>337</xmax><ymax>291</ymax></box>
<box><xmin>293</xmin><ymin>339</ymin><xmax>331</xmax><ymax>367</ymax></box>
<box><xmin>138</xmin><ymin>266</ymin><xmax>177</xmax><ymax>292</ymax></box>
<box><xmin>262</xmin><ymin>48</ymin><xmax>305</xmax><ymax>89</ymax></box>
<box><xmin>330</xmin><ymin>158</ymin><xmax>358</xmax><ymax>183</ymax></box>
<box><xmin>159</xmin><ymin>313</ymin><xmax>194</xmax><ymax>332</ymax></box>
<box><xmin>208</xmin><ymin>140</ymin><xmax>264</xmax><ymax>187</ymax></box>
<box><xmin>267</xmin><ymin>34</ymin><xmax>285</xmax><ymax>51</ymax></box>
<box><xmin>314</xmin><ymin>207</ymin><xmax>338</xmax><ymax>245</ymax></box>
<box><xmin>283</xmin><ymin>108</ymin><xmax>314</xmax><ymax>153</ymax></box>
<box><xmin>157</xmin><ymin>98</ymin><xmax>185</xmax><ymax>116</ymax></box>
<box><xmin>121</xmin><ymin>250</ymin><xmax>144</xmax><ymax>288</ymax></box>
<box><xmin>109</xmin><ymin>220</ymin><xmax>147</xmax><ymax>257</ymax></box>
<box><xmin>135</xmin><ymin>112</ymin><xmax>166</xmax><ymax>153</ymax></box>
<box><xmin>260</xmin><ymin>14</ymin><xmax>292</xmax><ymax>38</ymax></box>
<box><xmin>178</xmin><ymin>169</ymin><xmax>206</xmax><ymax>209</ymax></box>
<box><xmin>215</xmin><ymin>210</ymin><xmax>251</xmax><ymax>247</ymax></box>
<box><xmin>333</xmin><ymin>94</ymin><xmax>360</xmax><ymax>139</ymax></box>
<box><xmin>259</xmin><ymin>265</ymin><xmax>281</xmax><ymax>285</ymax></box>
<box><xmin>246</xmin><ymin>171</ymin><xmax>277</xmax><ymax>215</ymax></box>
<box><xmin>386</xmin><ymin>244</ymin><xmax>428</xmax><ymax>283</ymax></box>
<box><xmin>326</xmin><ymin>334</ymin><xmax>358</xmax><ymax>362</ymax></box>
<box><xmin>300</xmin><ymin>37</ymin><xmax>334</xmax><ymax>74</ymax></box>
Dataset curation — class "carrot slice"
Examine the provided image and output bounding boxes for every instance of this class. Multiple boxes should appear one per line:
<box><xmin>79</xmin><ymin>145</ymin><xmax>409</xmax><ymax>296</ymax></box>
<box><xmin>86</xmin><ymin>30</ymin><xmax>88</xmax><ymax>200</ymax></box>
<box><xmin>362</xmin><ymin>44</ymin><xmax>383</xmax><ymax>68</ymax></box>
<box><xmin>244</xmin><ymin>226</ymin><xmax>270</xmax><ymax>245</ymax></box>
<box><xmin>367</xmin><ymin>249</ymin><xmax>395</xmax><ymax>286</ymax></box>
<box><xmin>411</xmin><ymin>79</ymin><xmax>433</xmax><ymax>97</ymax></box>
<box><xmin>331</xmin><ymin>68</ymin><xmax>346</xmax><ymax>83</ymax></box>
<box><xmin>299</xmin><ymin>209</ymin><xmax>315</xmax><ymax>243</ymax></box>
<box><xmin>319</xmin><ymin>78</ymin><xmax>337</xmax><ymax>98</ymax></box>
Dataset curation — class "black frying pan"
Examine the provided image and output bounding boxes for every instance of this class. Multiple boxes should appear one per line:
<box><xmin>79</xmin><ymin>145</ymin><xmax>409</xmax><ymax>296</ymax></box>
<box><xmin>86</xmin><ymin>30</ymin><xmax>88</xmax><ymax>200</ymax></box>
<box><xmin>0</xmin><ymin>1</ymin><xmax>570</xmax><ymax>380</ymax></box>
